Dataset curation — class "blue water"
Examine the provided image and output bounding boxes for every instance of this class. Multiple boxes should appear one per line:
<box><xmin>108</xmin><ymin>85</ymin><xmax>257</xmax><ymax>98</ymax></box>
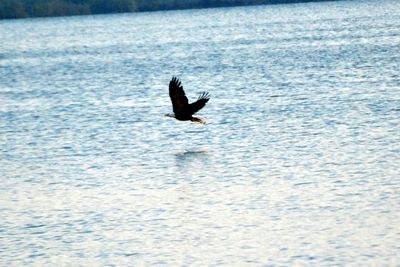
<box><xmin>1</xmin><ymin>0</ymin><xmax>400</xmax><ymax>265</ymax></box>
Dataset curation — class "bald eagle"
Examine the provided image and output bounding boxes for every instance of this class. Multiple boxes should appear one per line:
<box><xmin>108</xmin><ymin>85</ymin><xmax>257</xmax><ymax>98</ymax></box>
<box><xmin>165</xmin><ymin>77</ymin><xmax>210</xmax><ymax>124</ymax></box>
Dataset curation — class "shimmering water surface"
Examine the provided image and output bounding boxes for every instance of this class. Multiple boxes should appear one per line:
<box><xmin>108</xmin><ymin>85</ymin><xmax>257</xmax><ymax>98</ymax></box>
<box><xmin>1</xmin><ymin>0</ymin><xmax>400</xmax><ymax>265</ymax></box>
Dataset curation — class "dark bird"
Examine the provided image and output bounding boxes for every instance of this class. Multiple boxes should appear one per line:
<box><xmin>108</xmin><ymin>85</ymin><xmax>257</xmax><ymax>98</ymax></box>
<box><xmin>165</xmin><ymin>77</ymin><xmax>210</xmax><ymax>124</ymax></box>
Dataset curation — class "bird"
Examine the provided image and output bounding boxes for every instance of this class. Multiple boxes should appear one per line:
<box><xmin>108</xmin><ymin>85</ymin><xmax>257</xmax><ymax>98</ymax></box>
<box><xmin>165</xmin><ymin>76</ymin><xmax>210</xmax><ymax>124</ymax></box>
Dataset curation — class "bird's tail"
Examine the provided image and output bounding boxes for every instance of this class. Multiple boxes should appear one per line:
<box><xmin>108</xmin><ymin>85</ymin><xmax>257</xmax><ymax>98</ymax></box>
<box><xmin>191</xmin><ymin>117</ymin><xmax>206</xmax><ymax>124</ymax></box>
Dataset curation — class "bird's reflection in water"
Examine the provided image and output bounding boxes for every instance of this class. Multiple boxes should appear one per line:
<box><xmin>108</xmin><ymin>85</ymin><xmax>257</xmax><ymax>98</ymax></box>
<box><xmin>175</xmin><ymin>149</ymin><xmax>208</xmax><ymax>158</ymax></box>
<box><xmin>174</xmin><ymin>149</ymin><xmax>209</xmax><ymax>170</ymax></box>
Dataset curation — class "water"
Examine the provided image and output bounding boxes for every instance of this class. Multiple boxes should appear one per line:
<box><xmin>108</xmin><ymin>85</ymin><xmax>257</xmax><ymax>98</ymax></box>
<box><xmin>1</xmin><ymin>0</ymin><xmax>400</xmax><ymax>265</ymax></box>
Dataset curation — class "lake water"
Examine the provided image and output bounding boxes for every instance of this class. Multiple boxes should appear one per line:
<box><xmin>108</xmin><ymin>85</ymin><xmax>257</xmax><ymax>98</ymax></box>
<box><xmin>1</xmin><ymin>0</ymin><xmax>400</xmax><ymax>265</ymax></box>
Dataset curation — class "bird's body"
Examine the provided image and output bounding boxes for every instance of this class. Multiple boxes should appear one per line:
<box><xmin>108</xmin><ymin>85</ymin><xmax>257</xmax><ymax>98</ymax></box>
<box><xmin>166</xmin><ymin>77</ymin><xmax>210</xmax><ymax>124</ymax></box>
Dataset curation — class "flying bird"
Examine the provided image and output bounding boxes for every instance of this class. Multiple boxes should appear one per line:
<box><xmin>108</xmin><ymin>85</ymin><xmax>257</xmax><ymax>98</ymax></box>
<box><xmin>165</xmin><ymin>77</ymin><xmax>210</xmax><ymax>124</ymax></box>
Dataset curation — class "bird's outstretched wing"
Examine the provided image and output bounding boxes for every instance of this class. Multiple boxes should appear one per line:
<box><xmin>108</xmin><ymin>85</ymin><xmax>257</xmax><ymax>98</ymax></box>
<box><xmin>188</xmin><ymin>92</ymin><xmax>210</xmax><ymax>115</ymax></box>
<box><xmin>169</xmin><ymin>77</ymin><xmax>189</xmax><ymax>112</ymax></box>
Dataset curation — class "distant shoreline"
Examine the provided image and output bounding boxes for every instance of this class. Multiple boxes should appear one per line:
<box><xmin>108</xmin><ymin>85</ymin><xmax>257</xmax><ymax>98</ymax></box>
<box><xmin>1</xmin><ymin>0</ymin><xmax>336</xmax><ymax>20</ymax></box>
